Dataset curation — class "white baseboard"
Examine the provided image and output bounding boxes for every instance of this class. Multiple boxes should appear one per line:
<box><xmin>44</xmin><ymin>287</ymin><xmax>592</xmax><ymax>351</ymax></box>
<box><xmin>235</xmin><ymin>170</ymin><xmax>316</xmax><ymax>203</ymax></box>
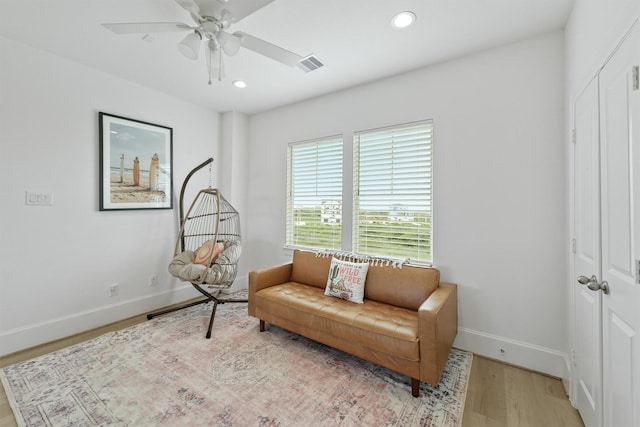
<box><xmin>1</xmin><ymin>276</ymin><xmax>251</xmax><ymax>357</ymax></box>
<box><xmin>0</xmin><ymin>285</ymin><xmax>199</xmax><ymax>356</ymax></box>
<box><xmin>455</xmin><ymin>327</ymin><xmax>571</xmax><ymax>380</ymax></box>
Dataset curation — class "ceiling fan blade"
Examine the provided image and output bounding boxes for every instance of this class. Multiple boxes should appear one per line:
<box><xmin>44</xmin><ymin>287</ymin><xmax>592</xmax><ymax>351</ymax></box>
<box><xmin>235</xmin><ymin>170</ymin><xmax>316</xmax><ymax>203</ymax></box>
<box><xmin>175</xmin><ymin>0</ymin><xmax>201</xmax><ymax>16</ymax></box>
<box><xmin>175</xmin><ymin>0</ymin><xmax>205</xmax><ymax>23</ymax></box>
<box><xmin>102</xmin><ymin>22</ymin><xmax>191</xmax><ymax>34</ymax></box>
<box><xmin>234</xmin><ymin>31</ymin><xmax>302</xmax><ymax>68</ymax></box>
<box><xmin>217</xmin><ymin>0</ymin><xmax>274</xmax><ymax>23</ymax></box>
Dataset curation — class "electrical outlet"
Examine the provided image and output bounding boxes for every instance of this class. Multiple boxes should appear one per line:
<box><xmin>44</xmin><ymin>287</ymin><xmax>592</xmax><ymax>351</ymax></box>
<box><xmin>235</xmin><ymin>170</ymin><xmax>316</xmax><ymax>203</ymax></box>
<box><xmin>109</xmin><ymin>284</ymin><xmax>119</xmax><ymax>297</ymax></box>
<box><xmin>149</xmin><ymin>275</ymin><xmax>157</xmax><ymax>287</ymax></box>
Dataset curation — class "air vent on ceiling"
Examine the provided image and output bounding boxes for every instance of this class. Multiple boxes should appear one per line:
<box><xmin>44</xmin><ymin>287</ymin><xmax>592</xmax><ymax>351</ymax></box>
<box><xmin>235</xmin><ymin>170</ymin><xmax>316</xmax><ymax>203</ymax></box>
<box><xmin>297</xmin><ymin>54</ymin><xmax>324</xmax><ymax>72</ymax></box>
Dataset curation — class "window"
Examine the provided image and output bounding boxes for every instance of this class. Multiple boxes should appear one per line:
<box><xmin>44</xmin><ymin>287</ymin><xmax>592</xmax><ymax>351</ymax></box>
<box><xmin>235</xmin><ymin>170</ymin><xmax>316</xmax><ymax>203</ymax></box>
<box><xmin>286</xmin><ymin>120</ymin><xmax>433</xmax><ymax>263</ymax></box>
<box><xmin>286</xmin><ymin>136</ymin><xmax>343</xmax><ymax>249</ymax></box>
<box><xmin>353</xmin><ymin>120</ymin><xmax>433</xmax><ymax>262</ymax></box>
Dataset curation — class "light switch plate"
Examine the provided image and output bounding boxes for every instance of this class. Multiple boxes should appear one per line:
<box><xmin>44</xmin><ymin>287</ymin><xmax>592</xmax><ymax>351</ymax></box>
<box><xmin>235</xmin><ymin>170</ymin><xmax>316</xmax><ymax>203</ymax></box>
<box><xmin>25</xmin><ymin>191</ymin><xmax>53</xmax><ymax>206</ymax></box>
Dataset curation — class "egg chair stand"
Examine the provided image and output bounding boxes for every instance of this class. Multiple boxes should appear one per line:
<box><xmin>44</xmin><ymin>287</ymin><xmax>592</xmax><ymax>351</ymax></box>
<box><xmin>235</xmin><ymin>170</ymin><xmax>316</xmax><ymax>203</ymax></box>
<box><xmin>146</xmin><ymin>158</ymin><xmax>246</xmax><ymax>339</ymax></box>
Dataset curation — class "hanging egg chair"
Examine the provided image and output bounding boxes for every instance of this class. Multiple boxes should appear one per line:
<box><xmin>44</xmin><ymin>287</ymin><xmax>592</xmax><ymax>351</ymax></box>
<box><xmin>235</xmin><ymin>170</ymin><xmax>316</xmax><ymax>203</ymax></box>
<box><xmin>147</xmin><ymin>158</ymin><xmax>246</xmax><ymax>338</ymax></box>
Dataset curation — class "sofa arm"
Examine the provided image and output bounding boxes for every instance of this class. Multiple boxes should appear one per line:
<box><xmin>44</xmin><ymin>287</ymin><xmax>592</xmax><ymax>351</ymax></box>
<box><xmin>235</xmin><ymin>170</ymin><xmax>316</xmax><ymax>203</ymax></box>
<box><xmin>417</xmin><ymin>282</ymin><xmax>458</xmax><ymax>385</ymax></box>
<box><xmin>248</xmin><ymin>262</ymin><xmax>293</xmax><ymax>317</ymax></box>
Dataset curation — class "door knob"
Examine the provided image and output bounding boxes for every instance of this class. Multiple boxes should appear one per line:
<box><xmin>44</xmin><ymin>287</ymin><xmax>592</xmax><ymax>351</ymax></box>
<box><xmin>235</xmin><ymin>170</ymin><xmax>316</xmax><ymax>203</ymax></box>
<box><xmin>577</xmin><ymin>275</ymin><xmax>610</xmax><ymax>295</ymax></box>
<box><xmin>594</xmin><ymin>281</ymin><xmax>610</xmax><ymax>294</ymax></box>
<box><xmin>577</xmin><ymin>275</ymin><xmax>596</xmax><ymax>285</ymax></box>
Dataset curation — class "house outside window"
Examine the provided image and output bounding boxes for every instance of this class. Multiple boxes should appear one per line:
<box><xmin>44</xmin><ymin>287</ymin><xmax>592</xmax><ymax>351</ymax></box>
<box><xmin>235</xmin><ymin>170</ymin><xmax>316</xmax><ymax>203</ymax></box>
<box><xmin>320</xmin><ymin>200</ymin><xmax>342</xmax><ymax>224</ymax></box>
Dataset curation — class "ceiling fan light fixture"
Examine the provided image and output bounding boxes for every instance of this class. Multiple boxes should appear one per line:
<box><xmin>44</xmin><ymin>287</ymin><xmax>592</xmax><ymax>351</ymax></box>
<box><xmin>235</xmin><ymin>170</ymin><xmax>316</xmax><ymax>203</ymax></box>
<box><xmin>391</xmin><ymin>11</ymin><xmax>416</xmax><ymax>29</ymax></box>
<box><xmin>218</xmin><ymin>31</ymin><xmax>242</xmax><ymax>56</ymax></box>
<box><xmin>178</xmin><ymin>31</ymin><xmax>202</xmax><ymax>60</ymax></box>
<box><xmin>233</xmin><ymin>80</ymin><xmax>247</xmax><ymax>88</ymax></box>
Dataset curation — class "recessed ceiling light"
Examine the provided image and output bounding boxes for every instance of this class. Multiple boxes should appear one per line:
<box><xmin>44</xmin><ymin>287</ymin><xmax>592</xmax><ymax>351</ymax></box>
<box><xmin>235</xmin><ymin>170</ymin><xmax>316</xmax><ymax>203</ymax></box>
<box><xmin>391</xmin><ymin>11</ymin><xmax>416</xmax><ymax>29</ymax></box>
<box><xmin>233</xmin><ymin>80</ymin><xmax>247</xmax><ymax>88</ymax></box>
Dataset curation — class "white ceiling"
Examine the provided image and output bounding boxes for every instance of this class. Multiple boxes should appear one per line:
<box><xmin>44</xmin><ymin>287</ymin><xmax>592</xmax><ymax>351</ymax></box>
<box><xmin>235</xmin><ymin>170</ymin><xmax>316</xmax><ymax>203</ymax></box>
<box><xmin>0</xmin><ymin>0</ymin><xmax>574</xmax><ymax>115</ymax></box>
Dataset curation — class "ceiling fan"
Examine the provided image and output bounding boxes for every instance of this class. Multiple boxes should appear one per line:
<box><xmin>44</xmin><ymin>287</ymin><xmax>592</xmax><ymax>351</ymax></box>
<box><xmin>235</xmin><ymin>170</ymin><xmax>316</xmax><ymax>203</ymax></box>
<box><xmin>103</xmin><ymin>0</ymin><xmax>323</xmax><ymax>84</ymax></box>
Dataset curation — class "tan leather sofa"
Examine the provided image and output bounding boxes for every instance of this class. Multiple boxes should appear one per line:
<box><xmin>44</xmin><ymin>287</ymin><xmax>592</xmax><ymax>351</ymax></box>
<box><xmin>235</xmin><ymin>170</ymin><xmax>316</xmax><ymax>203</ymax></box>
<box><xmin>248</xmin><ymin>249</ymin><xmax>458</xmax><ymax>397</ymax></box>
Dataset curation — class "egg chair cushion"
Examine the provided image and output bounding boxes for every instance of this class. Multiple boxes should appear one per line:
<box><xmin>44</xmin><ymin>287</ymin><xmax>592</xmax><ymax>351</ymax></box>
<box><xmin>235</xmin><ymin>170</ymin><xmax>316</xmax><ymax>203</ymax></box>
<box><xmin>168</xmin><ymin>241</ymin><xmax>241</xmax><ymax>285</ymax></box>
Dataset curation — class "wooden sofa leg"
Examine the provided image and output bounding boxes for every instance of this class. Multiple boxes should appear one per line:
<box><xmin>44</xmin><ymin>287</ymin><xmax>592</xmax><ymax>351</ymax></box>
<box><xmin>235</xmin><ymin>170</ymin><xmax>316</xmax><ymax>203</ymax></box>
<box><xmin>411</xmin><ymin>378</ymin><xmax>420</xmax><ymax>397</ymax></box>
<box><xmin>259</xmin><ymin>319</ymin><xmax>265</xmax><ymax>332</ymax></box>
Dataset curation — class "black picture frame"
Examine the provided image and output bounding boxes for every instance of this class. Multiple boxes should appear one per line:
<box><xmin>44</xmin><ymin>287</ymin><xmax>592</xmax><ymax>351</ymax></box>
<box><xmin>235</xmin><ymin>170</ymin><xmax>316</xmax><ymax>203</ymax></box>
<box><xmin>99</xmin><ymin>112</ymin><xmax>173</xmax><ymax>211</ymax></box>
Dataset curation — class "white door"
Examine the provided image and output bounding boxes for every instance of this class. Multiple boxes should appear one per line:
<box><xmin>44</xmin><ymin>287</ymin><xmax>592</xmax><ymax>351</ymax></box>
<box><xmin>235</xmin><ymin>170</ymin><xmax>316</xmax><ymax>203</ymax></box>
<box><xmin>573</xmin><ymin>75</ymin><xmax>602</xmax><ymax>427</ymax></box>
<box><xmin>599</xmin><ymin>23</ymin><xmax>639</xmax><ymax>427</ymax></box>
<box><xmin>573</xmin><ymin>23</ymin><xmax>640</xmax><ymax>427</ymax></box>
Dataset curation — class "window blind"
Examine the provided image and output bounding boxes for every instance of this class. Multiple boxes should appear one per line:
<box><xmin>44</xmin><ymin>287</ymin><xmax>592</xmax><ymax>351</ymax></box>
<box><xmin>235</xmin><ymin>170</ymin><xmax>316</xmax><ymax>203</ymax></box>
<box><xmin>353</xmin><ymin>120</ymin><xmax>433</xmax><ymax>262</ymax></box>
<box><xmin>286</xmin><ymin>136</ymin><xmax>343</xmax><ymax>249</ymax></box>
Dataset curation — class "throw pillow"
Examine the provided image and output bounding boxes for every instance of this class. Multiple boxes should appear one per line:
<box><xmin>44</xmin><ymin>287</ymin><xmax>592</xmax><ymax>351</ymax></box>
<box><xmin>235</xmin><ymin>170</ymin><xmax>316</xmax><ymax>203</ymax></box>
<box><xmin>324</xmin><ymin>257</ymin><xmax>369</xmax><ymax>303</ymax></box>
<box><xmin>194</xmin><ymin>240</ymin><xmax>225</xmax><ymax>266</ymax></box>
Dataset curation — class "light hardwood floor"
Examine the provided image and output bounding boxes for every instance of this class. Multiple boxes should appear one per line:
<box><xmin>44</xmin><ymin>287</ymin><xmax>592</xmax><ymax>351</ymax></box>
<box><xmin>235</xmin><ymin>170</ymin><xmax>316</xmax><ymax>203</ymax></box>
<box><xmin>462</xmin><ymin>356</ymin><xmax>584</xmax><ymax>426</ymax></box>
<box><xmin>1</xmin><ymin>311</ymin><xmax>584</xmax><ymax>427</ymax></box>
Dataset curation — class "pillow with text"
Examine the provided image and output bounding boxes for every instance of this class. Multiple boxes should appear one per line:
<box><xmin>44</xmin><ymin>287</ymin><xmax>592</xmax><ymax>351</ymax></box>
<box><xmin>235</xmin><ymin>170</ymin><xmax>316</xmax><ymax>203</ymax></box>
<box><xmin>324</xmin><ymin>257</ymin><xmax>369</xmax><ymax>303</ymax></box>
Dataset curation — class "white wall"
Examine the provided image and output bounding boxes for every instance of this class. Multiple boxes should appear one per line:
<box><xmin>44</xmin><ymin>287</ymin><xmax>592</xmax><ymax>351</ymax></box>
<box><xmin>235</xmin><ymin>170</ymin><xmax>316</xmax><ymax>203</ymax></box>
<box><xmin>244</xmin><ymin>32</ymin><xmax>568</xmax><ymax>376</ymax></box>
<box><xmin>0</xmin><ymin>36</ymin><xmax>220</xmax><ymax>355</ymax></box>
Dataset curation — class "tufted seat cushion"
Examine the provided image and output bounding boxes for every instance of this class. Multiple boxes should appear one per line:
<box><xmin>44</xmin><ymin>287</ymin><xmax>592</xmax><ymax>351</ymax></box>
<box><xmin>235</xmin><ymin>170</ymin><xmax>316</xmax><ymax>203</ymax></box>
<box><xmin>254</xmin><ymin>282</ymin><xmax>420</xmax><ymax>361</ymax></box>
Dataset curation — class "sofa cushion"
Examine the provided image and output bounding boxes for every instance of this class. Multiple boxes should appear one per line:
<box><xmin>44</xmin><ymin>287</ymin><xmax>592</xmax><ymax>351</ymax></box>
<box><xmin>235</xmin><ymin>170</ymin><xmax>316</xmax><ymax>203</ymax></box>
<box><xmin>254</xmin><ymin>282</ymin><xmax>420</xmax><ymax>361</ymax></box>
<box><xmin>364</xmin><ymin>264</ymin><xmax>440</xmax><ymax>311</ymax></box>
<box><xmin>324</xmin><ymin>258</ymin><xmax>369</xmax><ymax>303</ymax></box>
<box><xmin>290</xmin><ymin>250</ymin><xmax>332</xmax><ymax>289</ymax></box>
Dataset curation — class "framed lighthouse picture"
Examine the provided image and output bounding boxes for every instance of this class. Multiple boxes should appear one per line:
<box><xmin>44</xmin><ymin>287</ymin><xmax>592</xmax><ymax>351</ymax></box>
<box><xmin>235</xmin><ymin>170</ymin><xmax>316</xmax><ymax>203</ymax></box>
<box><xmin>99</xmin><ymin>112</ymin><xmax>173</xmax><ymax>211</ymax></box>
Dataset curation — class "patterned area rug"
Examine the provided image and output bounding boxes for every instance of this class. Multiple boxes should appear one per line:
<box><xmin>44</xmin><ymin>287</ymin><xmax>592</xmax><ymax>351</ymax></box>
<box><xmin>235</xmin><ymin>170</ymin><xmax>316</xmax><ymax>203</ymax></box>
<box><xmin>1</xmin><ymin>299</ymin><xmax>472</xmax><ymax>426</ymax></box>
